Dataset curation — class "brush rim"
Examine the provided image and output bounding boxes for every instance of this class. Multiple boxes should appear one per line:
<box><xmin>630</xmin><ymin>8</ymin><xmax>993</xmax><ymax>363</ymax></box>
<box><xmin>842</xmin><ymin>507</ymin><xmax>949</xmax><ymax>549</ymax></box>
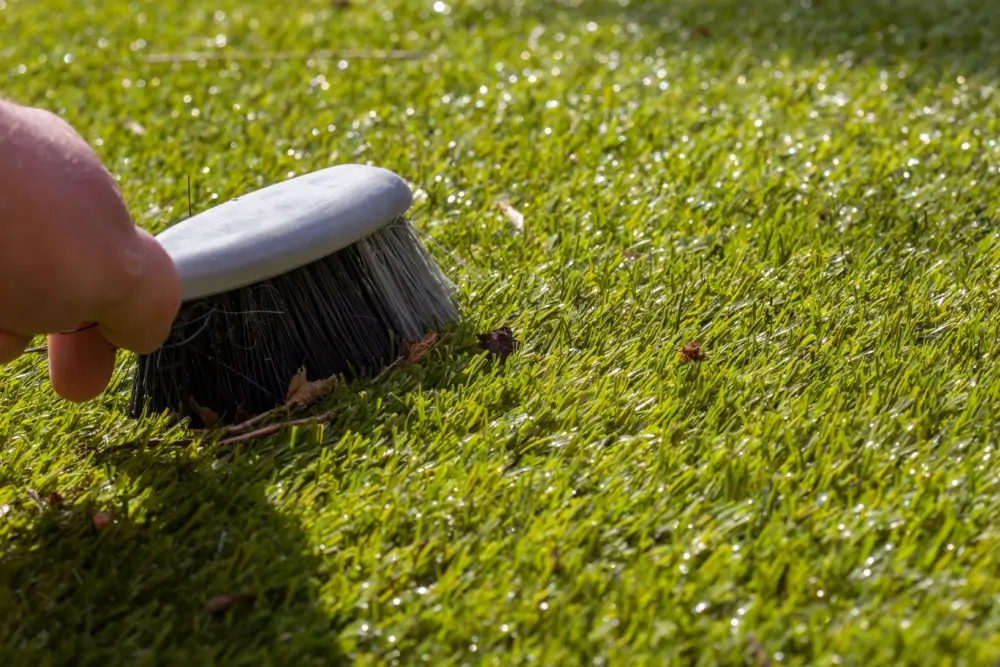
<box><xmin>155</xmin><ymin>164</ymin><xmax>414</xmax><ymax>301</ymax></box>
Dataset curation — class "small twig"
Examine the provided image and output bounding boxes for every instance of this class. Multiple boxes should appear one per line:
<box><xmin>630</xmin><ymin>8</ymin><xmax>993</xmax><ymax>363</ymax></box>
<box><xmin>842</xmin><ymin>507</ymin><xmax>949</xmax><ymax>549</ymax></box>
<box><xmin>142</xmin><ymin>48</ymin><xmax>436</xmax><ymax>64</ymax></box>
<box><xmin>218</xmin><ymin>411</ymin><xmax>336</xmax><ymax>446</ymax></box>
<box><xmin>196</xmin><ymin>404</ymin><xmax>297</xmax><ymax>437</ymax></box>
<box><xmin>103</xmin><ymin>410</ymin><xmax>334</xmax><ymax>454</ymax></box>
<box><xmin>222</xmin><ymin>408</ymin><xmax>287</xmax><ymax>435</ymax></box>
<box><xmin>24</xmin><ymin>345</ymin><xmax>48</xmax><ymax>355</ymax></box>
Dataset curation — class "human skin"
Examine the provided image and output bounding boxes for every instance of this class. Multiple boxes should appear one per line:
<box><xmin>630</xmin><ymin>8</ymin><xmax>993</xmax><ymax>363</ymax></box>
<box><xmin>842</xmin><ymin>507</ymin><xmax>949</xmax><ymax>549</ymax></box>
<box><xmin>0</xmin><ymin>98</ymin><xmax>181</xmax><ymax>401</ymax></box>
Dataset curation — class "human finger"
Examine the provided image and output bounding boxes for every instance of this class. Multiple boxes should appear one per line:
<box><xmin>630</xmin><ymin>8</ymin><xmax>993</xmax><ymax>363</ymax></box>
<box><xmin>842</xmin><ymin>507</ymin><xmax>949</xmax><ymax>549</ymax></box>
<box><xmin>0</xmin><ymin>329</ymin><xmax>31</xmax><ymax>364</ymax></box>
<box><xmin>47</xmin><ymin>325</ymin><xmax>117</xmax><ymax>402</ymax></box>
<box><xmin>98</xmin><ymin>228</ymin><xmax>181</xmax><ymax>354</ymax></box>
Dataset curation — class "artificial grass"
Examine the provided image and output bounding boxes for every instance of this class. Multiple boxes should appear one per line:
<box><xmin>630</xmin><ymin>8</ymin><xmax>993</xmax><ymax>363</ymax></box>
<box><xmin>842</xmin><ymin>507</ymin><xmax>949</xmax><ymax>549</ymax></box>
<box><xmin>2</xmin><ymin>0</ymin><xmax>1000</xmax><ymax>663</ymax></box>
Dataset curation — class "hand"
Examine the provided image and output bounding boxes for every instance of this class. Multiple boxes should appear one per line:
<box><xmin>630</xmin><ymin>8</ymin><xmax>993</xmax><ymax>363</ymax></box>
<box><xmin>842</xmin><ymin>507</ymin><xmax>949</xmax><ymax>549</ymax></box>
<box><xmin>0</xmin><ymin>99</ymin><xmax>181</xmax><ymax>401</ymax></box>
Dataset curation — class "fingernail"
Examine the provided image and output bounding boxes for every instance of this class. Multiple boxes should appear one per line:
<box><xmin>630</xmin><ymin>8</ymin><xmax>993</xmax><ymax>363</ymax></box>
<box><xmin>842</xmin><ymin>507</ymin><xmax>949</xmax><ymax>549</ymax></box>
<box><xmin>58</xmin><ymin>322</ymin><xmax>98</xmax><ymax>335</ymax></box>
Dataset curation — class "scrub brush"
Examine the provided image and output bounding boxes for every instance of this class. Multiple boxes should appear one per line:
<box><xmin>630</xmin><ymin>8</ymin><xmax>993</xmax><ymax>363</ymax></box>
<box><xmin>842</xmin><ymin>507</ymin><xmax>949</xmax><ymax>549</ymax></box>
<box><xmin>128</xmin><ymin>164</ymin><xmax>459</xmax><ymax>427</ymax></box>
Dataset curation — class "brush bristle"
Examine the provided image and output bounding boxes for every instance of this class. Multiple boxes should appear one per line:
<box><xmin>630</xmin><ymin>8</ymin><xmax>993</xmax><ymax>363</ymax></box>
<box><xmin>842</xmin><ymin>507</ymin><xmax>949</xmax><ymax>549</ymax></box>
<box><xmin>129</xmin><ymin>217</ymin><xmax>458</xmax><ymax>426</ymax></box>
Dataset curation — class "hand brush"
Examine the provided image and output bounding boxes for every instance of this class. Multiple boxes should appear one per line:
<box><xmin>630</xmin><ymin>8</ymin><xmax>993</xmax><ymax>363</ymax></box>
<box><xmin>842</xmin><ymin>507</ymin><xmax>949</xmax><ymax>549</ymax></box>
<box><xmin>127</xmin><ymin>164</ymin><xmax>459</xmax><ymax>427</ymax></box>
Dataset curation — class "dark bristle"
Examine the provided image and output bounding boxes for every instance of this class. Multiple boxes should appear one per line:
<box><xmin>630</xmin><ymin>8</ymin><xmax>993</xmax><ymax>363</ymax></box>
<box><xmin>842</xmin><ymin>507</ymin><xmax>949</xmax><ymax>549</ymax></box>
<box><xmin>129</xmin><ymin>218</ymin><xmax>458</xmax><ymax>426</ymax></box>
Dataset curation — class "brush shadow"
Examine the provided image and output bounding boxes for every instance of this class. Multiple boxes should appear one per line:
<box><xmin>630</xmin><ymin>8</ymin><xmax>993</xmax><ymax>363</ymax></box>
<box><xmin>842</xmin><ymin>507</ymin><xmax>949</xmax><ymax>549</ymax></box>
<box><xmin>241</xmin><ymin>330</ymin><xmax>516</xmax><ymax>475</ymax></box>
<box><xmin>0</xmin><ymin>321</ymin><xmax>517</xmax><ymax>664</ymax></box>
<box><xmin>511</xmin><ymin>0</ymin><xmax>1000</xmax><ymax>79</ymax></box>
<box><xmin>0</xmin><ymin>445</ymin><xmax>346</xmax><ymax>666</ymax></box>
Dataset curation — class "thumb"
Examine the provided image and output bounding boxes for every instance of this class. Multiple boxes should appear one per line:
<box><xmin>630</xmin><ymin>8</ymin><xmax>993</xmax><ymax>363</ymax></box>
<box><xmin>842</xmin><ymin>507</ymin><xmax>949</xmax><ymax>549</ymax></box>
<box><xmin>98</xmin><ymin>228</ymin><xmax>181</xmax><ymax>354</ymax></box>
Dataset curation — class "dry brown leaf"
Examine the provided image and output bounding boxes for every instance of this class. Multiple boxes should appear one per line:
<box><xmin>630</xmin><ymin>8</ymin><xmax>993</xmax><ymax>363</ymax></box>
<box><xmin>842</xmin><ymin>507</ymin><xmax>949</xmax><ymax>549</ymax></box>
<box><xmin>26</xmin><ymin>487</ymin><xmax>69</xmax><ymax>510</ymax></box>
<box><xmin>496</xmin><ymin>200</ymin><xmax>524</xmax><ymax>232</ymax></box>
<box><xmin>404</xmin><ymin>331</ymin><xmax>439</xmax><ymax>364</ymax></box>
<box><xmin>286</xmin><ymin>367</ymin><xmax>308</xmax><ymax>402</ymax></box>
<box><xmin>285</xmin><ymin>367</ymin><xmax>337</xmax><ymax>408</ymax></box>
<box><xmin>679</xmin><ymin>340</ymin><xmax>707</xmax><ymax>363</ymax></box>
<box><xmin>477</xmin><ymin>327</ymin><xmax>521</xmax><ymax>363</ymax></box>
<box><xmin>205</xmin><ymin>592</ymin><xmax>256</xmax><ymax>615</ymax></box>
<box><xmin>189</xmin><ymin>397</ymin><xmax>221</xmax><ymax>428</ymax></box>
<box><xmin>45</xmin><ymin>492</ymin><xmax>65</xmax><ymax>509</ymax></box>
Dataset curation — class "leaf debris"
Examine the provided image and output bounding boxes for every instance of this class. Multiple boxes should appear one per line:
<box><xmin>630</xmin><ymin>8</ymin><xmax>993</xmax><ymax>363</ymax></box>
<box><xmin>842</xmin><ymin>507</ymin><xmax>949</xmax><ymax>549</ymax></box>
<box><xmin>189</xmin><ymin>397</ymin><xmax>221</xmax><ymax>428</ymax></box>
<box><xmin>285</xmin><ymin>367</ymin><xmax>337</xmax><ymax>409</ymax></box>
<box><xmin>679</xmin><ymin>340</ymin><xmax>707</xmax><ymax>363</ymax></box>
<box><xmin>26</xmin><ymin>488</ymin><xmax>70</xmax><ymax>512</ymax></box>
<box><xmin>404</xmin><ymin>331</ymin><xmax>439</xmax><ymax>364</ymax></box>
<box><xmin>477</xmin><ymin>327</ymin><xmax>521</xmax><ymax>363</ymax></box>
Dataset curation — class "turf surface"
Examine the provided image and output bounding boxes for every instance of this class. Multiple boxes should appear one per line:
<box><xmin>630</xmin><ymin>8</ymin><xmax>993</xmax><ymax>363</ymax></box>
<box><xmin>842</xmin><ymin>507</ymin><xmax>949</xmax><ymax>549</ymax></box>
<box><xmin>3</xmin><ymin>0</ymin><xmax>1000</xmax><ymax>664</ymax></box>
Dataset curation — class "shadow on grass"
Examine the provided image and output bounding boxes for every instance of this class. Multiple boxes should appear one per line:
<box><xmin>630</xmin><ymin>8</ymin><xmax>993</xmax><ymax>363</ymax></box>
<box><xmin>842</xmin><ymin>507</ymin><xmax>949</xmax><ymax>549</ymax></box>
<box><xmin>512</xmin><ymin>0</ymin><xmax>1000</xmax><ymax>79</ymax></box>
<box><xmin>0</xmin><ymin>315</ymin><xmax>513</xmax><ymax>665</ymax></box>
<box><xmin>0</xmin><ymin>445</ymin><xmax>345</xmax><ymax>666</ymax></box>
